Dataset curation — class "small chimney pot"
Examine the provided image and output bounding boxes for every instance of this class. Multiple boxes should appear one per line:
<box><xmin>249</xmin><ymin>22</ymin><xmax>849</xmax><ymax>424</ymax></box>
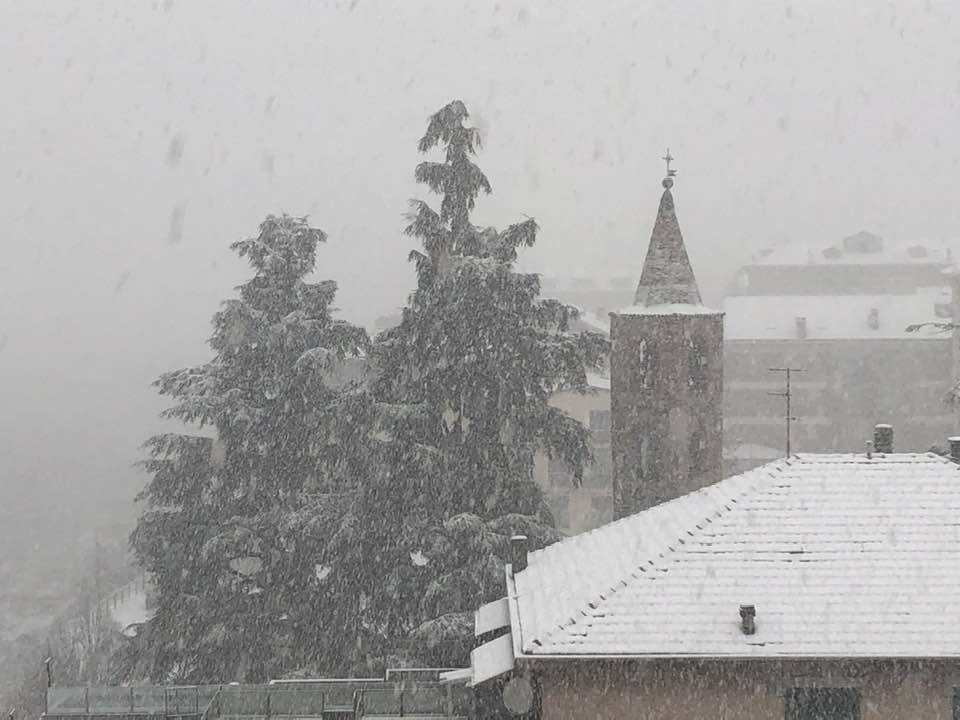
<box><xmin>510</xmin><ymin>535</ymin><xmax>529</xmax><ymax>573</ymax></box>
<box><xmin>874</xmin><ymin>424</ymin><xmax>893</xmax><ymax>454</ymax></box>
<box><xmin>949</xmin><ymin>437</ymin><xmax>960</xmax><ymax>464</ymax></box>
<box><xmin>866</xmin><ymin>440</ymin><xmax>873</xmax><ymax>460</ymax></box>
<box><xmin>739</xmin><ymin>604</ymin><xmax>756</xmax><ymax>635</ymax></box>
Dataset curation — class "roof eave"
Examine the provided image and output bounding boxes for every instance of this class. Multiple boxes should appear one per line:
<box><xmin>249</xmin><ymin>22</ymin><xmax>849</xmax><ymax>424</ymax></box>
<box><xmin>515</xmin><ymin>651</ymin><xmax>960</xmax><ymax>662</ymax></box>
<box><xmin>505</xmin><ymin>564</ymin><xmax>524</xmax><ymax>660</ymax></box>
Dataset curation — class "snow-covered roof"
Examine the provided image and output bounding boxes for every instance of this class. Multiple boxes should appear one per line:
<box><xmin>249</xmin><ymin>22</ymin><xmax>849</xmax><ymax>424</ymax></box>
<box><xmin>749</xmin><ymin>234</ymin><xmax>955</xmax><ymax>267</ymax></box>
<box><xmin>724</xmin><ymin>291</ymin><xmax>950</xmax><ymax>340</ymax></box>
<box><xmin>617</xmin><ymin>303</ymin><xmax>722</xmax><ymax>316</ymax></box>
<box><xmin>509</xmin><ymin>453</ymin><xmax>960</xmax><ymax>658</ymax></box>
<box><xmin>569</xmin><ymin>306</ymin><xmax>610</xmax><ymax>335</ymax></box>
<box><xmin>585</xmin><ymin>372</ymin><xmax>610</xmax><ymax>391</ymax></box>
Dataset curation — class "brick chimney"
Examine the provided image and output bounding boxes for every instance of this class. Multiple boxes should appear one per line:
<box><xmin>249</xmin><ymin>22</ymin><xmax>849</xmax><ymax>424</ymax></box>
<box><xmin>949</xmin><ymin>437</ymin><xmax>960</xmax><ymax>464</ymax></box>
<box><xmin>873</xmin><ymin>424</ymin><xmax>893</xmax><ymax>454</ymax></box>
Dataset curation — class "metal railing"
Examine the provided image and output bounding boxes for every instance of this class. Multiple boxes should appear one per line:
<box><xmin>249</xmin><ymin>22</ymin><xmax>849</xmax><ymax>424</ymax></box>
<box><xmin>46</xmin><ymin>686</ymin><xmax>219</xmax><ymax>717</ymax></box>
<box><xmin>45</xmin><ymin>682</ymin><xmax>472</xmax><ymax>720</ymax></box>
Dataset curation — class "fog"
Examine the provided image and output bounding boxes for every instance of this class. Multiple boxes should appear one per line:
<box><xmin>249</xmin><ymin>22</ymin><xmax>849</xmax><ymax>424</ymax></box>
<box><xmin>1</xmin><ymin>0</ymin><xmax>959</xmax><ymax>651</ymax></box>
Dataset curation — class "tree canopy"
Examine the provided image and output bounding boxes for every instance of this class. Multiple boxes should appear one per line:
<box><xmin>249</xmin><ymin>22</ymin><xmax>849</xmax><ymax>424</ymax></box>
<box><xmin>130</xmin><ymin>215</ymin><xmax>368</xmax><ymax>682</ymax></box>
<box><xmin>322</xmin><ymin>100</ymin><xmax>608</xmax><ymax>669</ymax></box>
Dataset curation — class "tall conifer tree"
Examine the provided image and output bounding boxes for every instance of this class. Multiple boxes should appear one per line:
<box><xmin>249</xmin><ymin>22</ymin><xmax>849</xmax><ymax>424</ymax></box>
<box><xmin>130</xmin><ymin>215</ymin><xmax>367</xmax><ymax>682</ymax></box>
<box><xmin>326</xmin><ymin>101</ymin><xmax>608</xmax><ymax>669</ymax></box>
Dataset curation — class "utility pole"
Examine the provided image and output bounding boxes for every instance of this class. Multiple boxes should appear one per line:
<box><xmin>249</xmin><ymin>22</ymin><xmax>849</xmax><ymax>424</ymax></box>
<box><xmin>769</xmin><ymin>367</ymin><xmax>804</xmax><ymax>456</ymax></box>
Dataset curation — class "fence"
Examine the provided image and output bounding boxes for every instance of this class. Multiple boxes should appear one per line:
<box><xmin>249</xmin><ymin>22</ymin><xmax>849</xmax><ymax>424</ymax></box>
<box><xmin>45</xmin><ymin>682</ymin><xmax>472</xmax><ymax>720</ymax></box>
<box><xmin>46</xmin><ymin>686</ymin><xmax>219</xmax><ymax>717</ymax></box>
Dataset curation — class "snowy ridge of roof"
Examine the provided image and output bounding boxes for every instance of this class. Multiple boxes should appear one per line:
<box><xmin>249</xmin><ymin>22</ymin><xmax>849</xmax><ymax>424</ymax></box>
<box><xmin>724</xmin><ymin>292</ymin><xmax>949</xmax><ymax>340</ymax></box>
<box><xmin>511</xmin><ymin>453</ymin><xmax>960</xmax><ymax>658</ymax></box>
<box><xmin>750</xmin><ymin>236</ymin><xmax>955</xmax><ymax>267</ymax></box>
<box><xmin>616</xmin><ymin>303</ymin><xmax>722</xmax><ymax>316</ymax></box>
<box><xmin>568</xmin><ymin>305</ymin><xmax>610</xmax><ymax>335</ymax></box>
<box><xmin>585</xmin><ymin>372</ymin><xmax>610</xmax><ymax>390</ymax></box>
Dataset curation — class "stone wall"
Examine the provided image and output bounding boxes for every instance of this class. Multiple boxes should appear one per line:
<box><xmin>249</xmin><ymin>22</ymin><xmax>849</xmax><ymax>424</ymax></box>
<box><xmin>610</xmin><ymin>311</ymin><xmax>724</xmax><ymax>518</ymax></box>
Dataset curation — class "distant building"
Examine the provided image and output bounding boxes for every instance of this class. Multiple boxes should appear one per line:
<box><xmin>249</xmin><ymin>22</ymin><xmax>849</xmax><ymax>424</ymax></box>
<box><xmin>535</xmin><ymin>232</ymin><xmax>960</xmax><ymax>536</ymax></box>
<box><xmin>725</xmin><ymin>232</ymin><xmax>955</xmax><ymax>458</ymax></box>
<box><xmin>533</xmin><ymin>373</ymin><xmax>612</xmax><ymax>534</ymax></box>
<box><xmin>538</xmin><ymin>276</ymin><xmax>635</xmax><ymax>320</ymax></box>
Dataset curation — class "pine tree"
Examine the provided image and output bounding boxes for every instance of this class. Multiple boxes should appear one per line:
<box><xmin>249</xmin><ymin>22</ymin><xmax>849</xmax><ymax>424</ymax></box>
<box><xmin>326</xmin><ymin>101</ymin><xmax>609</xmax><ymax>670</ymax></box>
<box><xmin>129</xmin><ymin>215</ymin><xmax>368</xmax><ymax>682</ymax></box>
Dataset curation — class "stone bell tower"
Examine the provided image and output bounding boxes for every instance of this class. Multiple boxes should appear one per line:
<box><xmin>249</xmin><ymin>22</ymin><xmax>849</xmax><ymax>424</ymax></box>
<box><xmin>610</xmin><ymin>154</ymin><xmax>724</xmax><ymax>519</ymax></box>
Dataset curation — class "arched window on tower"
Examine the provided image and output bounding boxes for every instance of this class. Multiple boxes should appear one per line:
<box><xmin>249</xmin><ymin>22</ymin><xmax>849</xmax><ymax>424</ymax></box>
<box><xmin>690</xmin><ymin>427</ymin><xmax>707</xmax><ymax>476</ymax></box>
<box><xmin>689</xmin><ymin>336</ymin><xmax>708</xmax><ymax>386</ymax></box>
<box><xmin>639</xmin><ymin>339</ymin><xmax>656</xmax><ymax>389</ymax></box>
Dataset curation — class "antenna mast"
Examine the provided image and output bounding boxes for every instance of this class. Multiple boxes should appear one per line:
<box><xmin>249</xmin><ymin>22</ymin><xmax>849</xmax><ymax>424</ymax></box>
<box><xmin>769</xmin><ymin>367</ymin><xmax>804</xmax><ymax>456</ymax></box>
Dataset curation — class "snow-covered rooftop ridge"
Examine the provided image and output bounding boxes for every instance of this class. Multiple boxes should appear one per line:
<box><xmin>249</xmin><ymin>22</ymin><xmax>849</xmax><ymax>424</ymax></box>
<box><xmin>584</xmin><ymin>372</ymin><xmax>610</xmax><ymax>390</ymax></box>
<box><xmin>724</xmin><ymin>291</ymin><xmax>950</xmax><ymax>340</ymax></box>
<box><xmin>511</xmin><ymin>452</ymin><xmax>960</xmax><ymax>658</ymax></box>
<box><xmin>568</xmin><ymin>305</ymin><xmax>610</xmax><ymax>334</ymax></box>
<box><xmin>616</xmin><ymin>303</ymin><xmax>722</xmax><ymax>316</ymax></box>
<box><xmin>749</xmin><ymin>234</ymin><xmax>956</xmax><ymax>267</ymax></box>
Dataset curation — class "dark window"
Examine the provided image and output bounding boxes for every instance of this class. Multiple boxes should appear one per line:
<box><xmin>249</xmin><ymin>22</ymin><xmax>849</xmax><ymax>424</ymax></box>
<box><xmin>689</xmin><ymin>430</ymin><xmax>706</xmax><ymax>474</ymax></box>
<box><xmin>953</xmin><ymin>689</ymin><xmax>960</xmax><ymax>720</ymax></box>
<box><xmin>638</xmin><ymin>437</ymin><xmax>647</xmax><ymax>477</ymax></box>
<box><xmin>689</xmin><ymin>337</ymin><xmax>709</xmax><ymax>385</ymax></box>
<box><xmin>785</xmin><ymin>687</ymin><xmax>859</xmax><ymax>720</ymax></box>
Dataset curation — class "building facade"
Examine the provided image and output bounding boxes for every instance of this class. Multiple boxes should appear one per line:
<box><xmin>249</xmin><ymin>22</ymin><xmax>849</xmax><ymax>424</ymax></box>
<box><xmin>724</xmin><ymin>233</ymin><xmax>955</xmax><ymax>458</ymax></box>
<box><xmin>532</xmin><ymin>378</ymin><xmax>613</xmax><ymax>535</ymax></box>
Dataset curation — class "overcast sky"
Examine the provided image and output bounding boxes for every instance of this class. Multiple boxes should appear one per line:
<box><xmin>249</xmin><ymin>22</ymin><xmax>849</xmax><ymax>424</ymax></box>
<box><xmin>2</xmin><ymin>0</ymin><xmax>959</xmax><ymax>538</ymax></box>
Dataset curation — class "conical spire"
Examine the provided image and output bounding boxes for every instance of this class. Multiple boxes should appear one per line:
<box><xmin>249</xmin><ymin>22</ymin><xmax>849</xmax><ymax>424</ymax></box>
<box><xmin>633</xmin><ymin>157</ymin><xmax>703</xmax><ymax>306</ymax></box>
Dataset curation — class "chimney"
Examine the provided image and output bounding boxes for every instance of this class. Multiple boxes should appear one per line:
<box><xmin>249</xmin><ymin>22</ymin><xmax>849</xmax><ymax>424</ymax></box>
<box><xmin>949</xmin><ymin>437</ymin><xmax>960</xmax><ymax>464</ymax></box>
<box><xmin>795</xmin><ymin>316</ymin><xmax>808</xmax><ymax>339</ymax></box>
<box><xmin>866</xmin><ymin>440</ymin><xmax>873</xmax><ymax>460</ymax></box>
<box><xmin>510</xmin><ymin>535</ymin><xmax>528</xmax><ymax>573</ymax></box>
<box><xmin>739</xmin><ymin>604</ymin><xmax>756</xmax><ymax>635</ymax></box>
<box><xmin>868</xmin><ymin>307</ymin><xmax>880</xmax><ymax>330</ymax></box>
<box><xmin>874</xmin><ymin>424</ymin><xmax>893</xmax><ymax>454</ymax></box>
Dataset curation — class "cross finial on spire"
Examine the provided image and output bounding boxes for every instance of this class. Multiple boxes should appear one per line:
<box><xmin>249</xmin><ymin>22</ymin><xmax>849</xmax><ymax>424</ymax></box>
<box><xmin>662</xmin><ymin>148</ymin><xmax>676</xmax><ymax>189</ymax></box>
<box><xmin>663</xmin><ymin>149</ymin><xmax>676</xmax><ymax>177</ymax></box>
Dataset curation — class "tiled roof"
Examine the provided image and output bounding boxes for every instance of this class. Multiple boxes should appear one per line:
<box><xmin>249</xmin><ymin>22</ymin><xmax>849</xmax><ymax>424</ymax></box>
<box><xmin>510</xmin><ymin>453</ymin><xmax>960</xmax><ymax>658</ymax></box>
